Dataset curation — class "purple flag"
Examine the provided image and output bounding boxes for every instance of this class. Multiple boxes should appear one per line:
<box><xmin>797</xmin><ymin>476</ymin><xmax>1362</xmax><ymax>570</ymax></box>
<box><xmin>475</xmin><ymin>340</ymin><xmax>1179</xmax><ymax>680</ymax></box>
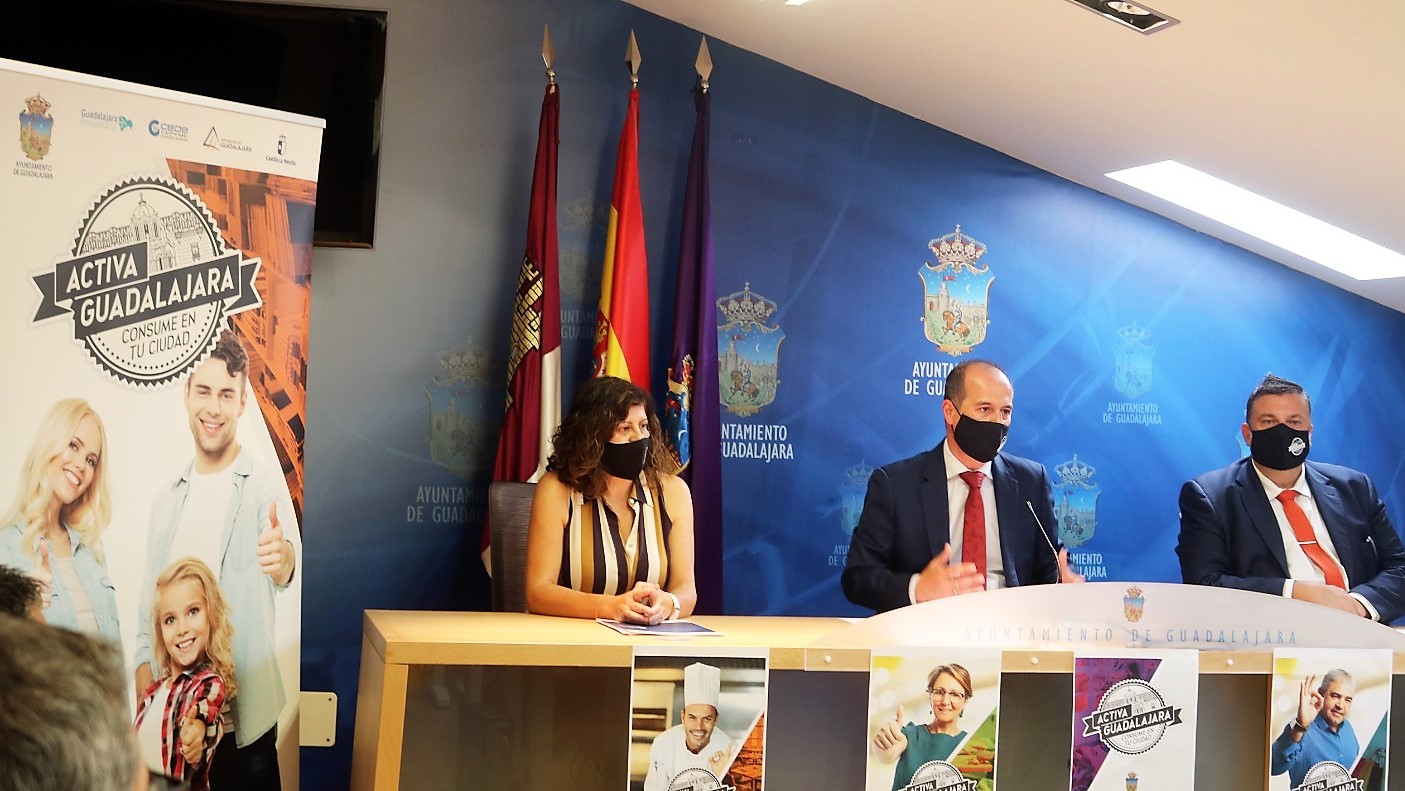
<box><xmin>664</xmin><ymin>86</ymin><xmax>723</xmax><ymax>614</ymax></box>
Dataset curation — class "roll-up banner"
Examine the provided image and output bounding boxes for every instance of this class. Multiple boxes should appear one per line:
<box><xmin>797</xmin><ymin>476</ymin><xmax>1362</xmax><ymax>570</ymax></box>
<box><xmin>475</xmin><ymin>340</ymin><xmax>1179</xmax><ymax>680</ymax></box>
<box><xmin>1</xmin><ymin>57</ymin><xmax>322</xmax><ymax>788</ymax></box>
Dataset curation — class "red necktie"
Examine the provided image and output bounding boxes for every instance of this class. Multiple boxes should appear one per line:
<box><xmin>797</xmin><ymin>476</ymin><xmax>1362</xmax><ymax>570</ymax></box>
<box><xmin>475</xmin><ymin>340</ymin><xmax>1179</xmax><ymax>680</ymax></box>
<box><xmin>960</xmin><ymin>471</ymin><xmax>987</xmax><ymax>581</ymax></box>
<box><xmin>1277</xmin><ymin>489</ymin><xmax>1345</xmax><ymax>589</ymax></box>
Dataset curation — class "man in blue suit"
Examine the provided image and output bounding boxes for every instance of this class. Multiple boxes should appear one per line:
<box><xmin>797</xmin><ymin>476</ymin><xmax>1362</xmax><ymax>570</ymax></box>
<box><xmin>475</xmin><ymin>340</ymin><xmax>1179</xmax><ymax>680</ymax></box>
<box><xmin>842</xmin><ymin>360</ymin><xmax>1081</xmax><ymax>613</ymax></box>
<box><xmin>1178</xmin><ymin>374</ymin><xmax>1405</xmax><ymax>622</ymax></box>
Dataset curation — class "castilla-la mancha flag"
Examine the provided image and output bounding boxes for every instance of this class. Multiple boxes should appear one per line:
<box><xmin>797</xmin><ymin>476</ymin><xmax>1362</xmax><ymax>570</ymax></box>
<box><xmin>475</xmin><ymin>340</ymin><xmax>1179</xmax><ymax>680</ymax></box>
<box><xmin>486</xmin><ymin>83</ymin><xmax>562</xmax><ymax>560</ymax></box>
<box><xmin>592</xmin><ymin>87</ymin><xmax>649</xmax><ymax>386</ymax></box>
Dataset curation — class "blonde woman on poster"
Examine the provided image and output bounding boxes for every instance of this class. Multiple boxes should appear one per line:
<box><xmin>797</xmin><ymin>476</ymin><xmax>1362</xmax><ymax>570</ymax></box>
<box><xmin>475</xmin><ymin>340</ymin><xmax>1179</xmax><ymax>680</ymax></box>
<box><xmin>0</xmin><ymin>397</ymin><xmax>120</xmax><ymax>642</ymax></box>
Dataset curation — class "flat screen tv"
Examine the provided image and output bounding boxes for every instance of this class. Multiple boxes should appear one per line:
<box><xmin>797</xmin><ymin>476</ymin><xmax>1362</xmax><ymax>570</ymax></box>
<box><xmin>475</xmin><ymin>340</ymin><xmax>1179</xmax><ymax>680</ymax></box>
<box><xmin>1</xmin><ymin>0</ymin><xmax>387</xmax><ymax>248</ymax></box>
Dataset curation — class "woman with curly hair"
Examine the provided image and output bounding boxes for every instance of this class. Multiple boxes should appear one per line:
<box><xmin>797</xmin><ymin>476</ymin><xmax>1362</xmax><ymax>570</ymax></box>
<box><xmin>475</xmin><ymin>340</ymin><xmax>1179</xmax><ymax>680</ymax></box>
<box><xmin>525</xmin><ymin>376</ymin><xmax>697</xmax><ymax>623</ymax></box>
<box><xmin>0</xmin><ymin>398</ymin><xmax>120</xmax><ymax>641</ymax></box>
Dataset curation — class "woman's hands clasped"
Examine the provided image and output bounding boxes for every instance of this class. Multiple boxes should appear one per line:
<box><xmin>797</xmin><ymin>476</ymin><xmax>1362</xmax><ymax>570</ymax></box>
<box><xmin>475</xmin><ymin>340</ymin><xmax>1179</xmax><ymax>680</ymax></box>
<box><xmin>596</xmin><ymin>581</ymin><xmax>675</xmax><ymax>624</ymax></box>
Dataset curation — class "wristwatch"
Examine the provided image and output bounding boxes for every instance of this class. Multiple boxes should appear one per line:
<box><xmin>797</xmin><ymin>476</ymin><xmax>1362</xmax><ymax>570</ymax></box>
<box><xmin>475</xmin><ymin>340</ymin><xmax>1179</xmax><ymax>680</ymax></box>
<box><xmin>664</xmin><ymin>591</ymin><xmax>682</xmax><ymax>621</ymax></box>
<box><xmin>1290</xmin><ymin>718</ymin><xmax>1308</xmax><ymax>733</ymax></box>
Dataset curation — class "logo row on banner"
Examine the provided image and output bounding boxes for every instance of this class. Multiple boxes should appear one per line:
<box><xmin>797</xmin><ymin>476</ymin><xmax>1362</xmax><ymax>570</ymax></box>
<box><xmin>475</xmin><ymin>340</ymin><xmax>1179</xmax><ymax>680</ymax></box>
<box><xmin>625</xmin><ymin>645</ymin><xmax>1387</xmax><ymax>791</ymax></box>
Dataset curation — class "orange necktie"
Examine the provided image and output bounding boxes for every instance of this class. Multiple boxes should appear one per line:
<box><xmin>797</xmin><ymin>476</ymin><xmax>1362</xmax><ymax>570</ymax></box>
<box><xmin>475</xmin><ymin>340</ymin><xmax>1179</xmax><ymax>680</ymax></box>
<box><xmin>1277</xmin><ymin>489</ymin><xmax>1345</xmax><ymax>589</ymax></box>
<box><xmin>960</xmin><ymin>471</ymin><xmax>986</xmax><ymax>581</ymax></box>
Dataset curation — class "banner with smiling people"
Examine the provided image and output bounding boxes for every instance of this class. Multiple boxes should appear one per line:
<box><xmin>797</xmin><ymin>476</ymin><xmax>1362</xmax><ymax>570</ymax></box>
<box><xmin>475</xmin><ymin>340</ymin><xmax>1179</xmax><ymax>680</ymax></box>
<box><xmin>1</xmin><ymin>57</ymin><xmax>322</xmax><ymax>788</ymax></box>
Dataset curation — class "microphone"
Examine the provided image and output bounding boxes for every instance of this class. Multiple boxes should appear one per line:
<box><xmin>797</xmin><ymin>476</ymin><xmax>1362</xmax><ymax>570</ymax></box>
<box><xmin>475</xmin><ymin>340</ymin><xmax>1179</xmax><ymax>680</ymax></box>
<box><xmin>1026</xmin><ymin>500</ymin><xmax>1065</xmax><ymax>583</ymax></box>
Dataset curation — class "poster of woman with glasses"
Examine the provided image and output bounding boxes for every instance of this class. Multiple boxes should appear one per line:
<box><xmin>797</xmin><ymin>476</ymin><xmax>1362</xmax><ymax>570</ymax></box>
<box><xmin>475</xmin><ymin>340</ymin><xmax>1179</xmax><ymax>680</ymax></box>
<box><xmin>867</xmin><ymin>648</ymin><xmax>1000</xmax><ymax>791</ymax></box>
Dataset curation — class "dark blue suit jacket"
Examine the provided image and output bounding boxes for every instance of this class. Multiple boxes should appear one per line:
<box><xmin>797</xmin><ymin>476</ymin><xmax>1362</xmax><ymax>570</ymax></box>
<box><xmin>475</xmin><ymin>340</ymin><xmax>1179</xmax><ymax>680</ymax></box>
<box><xmin>841</xmin><ymin>441</ymin><xmax>1061</xmax><ymax>613</ymax></box>
<box><xmin>1178</xmin><ymin>457</ymin><xmax>1405</xmax><ymax>623</ymax></box>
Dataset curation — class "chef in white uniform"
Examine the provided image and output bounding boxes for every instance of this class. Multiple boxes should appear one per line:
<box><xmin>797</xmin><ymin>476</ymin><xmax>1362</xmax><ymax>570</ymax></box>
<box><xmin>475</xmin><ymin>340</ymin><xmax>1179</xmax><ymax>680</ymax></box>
<box><xmin>644</xmin><ymin>662</ymin><xmax>738</xmax><ymax>791</ymax></box>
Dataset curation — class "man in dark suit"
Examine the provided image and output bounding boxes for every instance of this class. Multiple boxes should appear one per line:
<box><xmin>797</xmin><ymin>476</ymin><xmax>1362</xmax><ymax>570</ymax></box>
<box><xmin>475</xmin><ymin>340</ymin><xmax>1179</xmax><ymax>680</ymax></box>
<box><xmin>842</xmin><ymin>360</ymin><xmax>1081</xmax><ymax>613</ymax></box>
<box><xmin>1178</xmin><ymin>374</ymin><xmax>1405</xmax><ymax>622</ymax></box>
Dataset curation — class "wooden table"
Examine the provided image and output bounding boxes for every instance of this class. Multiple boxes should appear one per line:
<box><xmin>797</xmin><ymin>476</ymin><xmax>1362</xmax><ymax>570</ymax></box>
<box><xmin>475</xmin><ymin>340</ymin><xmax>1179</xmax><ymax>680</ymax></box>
<box><xmin>350</xmin><ymin>611</ymin><xmax>860</xmax><ymax>791</ymax></box>
<box><xmin>350</xmin><ymin>607</ymin><xmax>1405</xmax><ymax>791</ymax></box>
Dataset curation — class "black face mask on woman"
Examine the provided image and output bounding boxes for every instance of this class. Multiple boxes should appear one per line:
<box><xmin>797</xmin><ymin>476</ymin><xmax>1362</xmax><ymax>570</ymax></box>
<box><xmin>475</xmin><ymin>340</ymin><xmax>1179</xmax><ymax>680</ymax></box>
<box><xmin>1250</xmin><ymin>423</ymin><xmax>1311</xmax><ymax>470</ymax></box>
<box><xmin>952</xmin><ymin>413</ymin><xmax>1008</xmax><ymax>464</ymax></box>
<box><xmin>600</xmin><ymin>436</ymin><xmax>649</xmax><ymax>480</ymax></box>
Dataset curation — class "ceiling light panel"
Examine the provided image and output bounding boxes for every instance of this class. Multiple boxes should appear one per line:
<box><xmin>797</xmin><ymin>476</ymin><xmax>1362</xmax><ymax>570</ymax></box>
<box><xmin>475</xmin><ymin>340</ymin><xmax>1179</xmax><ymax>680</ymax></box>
<box><xmin>1062</xmin><ymin>0</ymin><xmax>1179</xmax><ymax>33</ymax></box>
<box><xmin>1108</xmin><ymin>161</ymin><xmax>1405</xmax><ymax>281</ymax></box>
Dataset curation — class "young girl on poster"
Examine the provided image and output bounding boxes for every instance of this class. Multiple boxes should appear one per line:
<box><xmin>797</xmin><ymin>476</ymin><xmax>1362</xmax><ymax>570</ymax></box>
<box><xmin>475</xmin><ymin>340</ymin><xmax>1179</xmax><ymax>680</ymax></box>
<box><xmin>134</xmin><ymin>557</ymin><xmax>235</xmax><ymax>790</ymax></box>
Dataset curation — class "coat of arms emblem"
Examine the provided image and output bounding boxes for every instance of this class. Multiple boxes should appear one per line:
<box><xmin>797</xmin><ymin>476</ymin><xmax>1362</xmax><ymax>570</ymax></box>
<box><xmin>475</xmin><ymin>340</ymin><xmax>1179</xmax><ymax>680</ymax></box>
<box><xmin>716</xmin><ymin>283</ymin><xmax>783</xmax><ymax>417</ymax></box>
<box><xmin>919</xmin><ymin>225</ymin><xmax>992</xmax><ymax>356</ymax></box>
<box><xmin>426</xmin><ymin>343</ymin><xmax>494</xmax><ymax>479</ymax></box>
<box><xmin>839</xmin><ymin>460</ymin><xmax>875</xmax><ymax>537</ymax></box>
<box><xmin>19</xmin><ymin>92</ymin><xmax>54</xmax><ymax>161</ymax></box>
<box><xmin>1054</xmin><ymin>454</ymin><xmax>1100</xmax><ymax>548</ymax></box>
<box><xmin>665</xmin><ymin>355</ymin><xmax>694</xmax><ymax>467</ymax></box>
<box><xmin>1114</xmin><ymin>322</ymin><xmax>1154</xmax><ymax>398</ymax></box>
<box><xmin>1123</xmin><ymin>586</ymin><xmax>1145</xmax><ymax>623</ymax></box>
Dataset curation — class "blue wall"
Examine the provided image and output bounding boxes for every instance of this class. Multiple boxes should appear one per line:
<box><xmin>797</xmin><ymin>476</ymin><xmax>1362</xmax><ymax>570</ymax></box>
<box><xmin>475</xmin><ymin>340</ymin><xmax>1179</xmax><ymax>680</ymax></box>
<box><xmin>298</xmin><ymin>0</ymin><xmax>1405</xmax><ymax>786</ymax></box>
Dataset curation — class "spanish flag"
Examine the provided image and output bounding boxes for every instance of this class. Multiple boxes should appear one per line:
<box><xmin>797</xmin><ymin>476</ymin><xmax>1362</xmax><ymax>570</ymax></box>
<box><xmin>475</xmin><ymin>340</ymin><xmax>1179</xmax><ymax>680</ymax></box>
<box><xmin>592</xmin><ymin>87</ymin><xmax>649</xmax><ymax>386</ymax></box>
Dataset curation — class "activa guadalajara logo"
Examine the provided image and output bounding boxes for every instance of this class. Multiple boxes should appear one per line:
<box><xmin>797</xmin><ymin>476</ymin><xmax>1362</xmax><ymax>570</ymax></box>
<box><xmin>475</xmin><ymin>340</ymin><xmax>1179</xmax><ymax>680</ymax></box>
<box><xmin>31</xmin><ymin>175</ymin><xmax>262</xmax><ymax>386</ymax></box>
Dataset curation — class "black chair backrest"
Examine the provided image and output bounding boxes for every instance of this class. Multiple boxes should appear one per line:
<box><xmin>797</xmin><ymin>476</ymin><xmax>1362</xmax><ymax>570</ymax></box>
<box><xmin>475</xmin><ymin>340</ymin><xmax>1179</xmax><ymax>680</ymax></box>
<box><xmin>488</xmin><ymin>481</ymin><xmax>537</xmax><ymax>613</ymax></box>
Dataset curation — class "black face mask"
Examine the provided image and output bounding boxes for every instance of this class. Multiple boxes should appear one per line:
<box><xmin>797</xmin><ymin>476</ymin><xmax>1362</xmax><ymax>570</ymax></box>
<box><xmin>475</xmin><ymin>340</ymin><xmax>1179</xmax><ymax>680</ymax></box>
<box><xmin>1250</xmin><ymin>423</ymin><xmax>1310</xmax><ymax>470</ymax></box>
<box><xmin>600</xmin><ymin>436</ymin><xmax>649</xmax><ymax>480</ymax></box>
<box><xmin>951</xmin><ymin>413</ymin><xmax>1008</xmax><ymax>464</ymax></box>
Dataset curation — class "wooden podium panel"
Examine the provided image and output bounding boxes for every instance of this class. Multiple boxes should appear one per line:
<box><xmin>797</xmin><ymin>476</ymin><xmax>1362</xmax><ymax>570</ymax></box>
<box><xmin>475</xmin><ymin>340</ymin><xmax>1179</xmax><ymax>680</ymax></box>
<box><xmin>351</xmin><ymin>587</ymin><xmax>1405</xmax><ymax>791</ymax></box>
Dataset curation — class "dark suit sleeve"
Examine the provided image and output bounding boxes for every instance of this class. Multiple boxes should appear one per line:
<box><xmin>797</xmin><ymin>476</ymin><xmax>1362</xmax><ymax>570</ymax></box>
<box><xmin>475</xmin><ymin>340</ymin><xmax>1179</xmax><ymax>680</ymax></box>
<box><xmin>841</xmin><ymin>468</ymin><xmax>913</xmax><ymax>613</ymax></box>
<box><xmin>1344</xmin><ymin>476</ymin><xmax>1405</xmax><ymax>623</ymax></box>
<box><xmin>1177</xmin><ymin>478</ymin><xmax>1285</xmax><ymax>596</ymax></box>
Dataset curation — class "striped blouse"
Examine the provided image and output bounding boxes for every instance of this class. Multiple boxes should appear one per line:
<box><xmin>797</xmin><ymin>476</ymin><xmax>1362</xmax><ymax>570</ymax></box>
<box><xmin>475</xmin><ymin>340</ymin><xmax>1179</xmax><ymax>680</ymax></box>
<box><xmin>558</xmin><ymin>478</ymin><xmax>672</xmax><ymax>595</ymax></box>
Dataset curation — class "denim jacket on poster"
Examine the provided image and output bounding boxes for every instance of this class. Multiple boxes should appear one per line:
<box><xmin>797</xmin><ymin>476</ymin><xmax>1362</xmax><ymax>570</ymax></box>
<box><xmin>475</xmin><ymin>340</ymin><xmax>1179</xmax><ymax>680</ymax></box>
<box><xmin>132</xmin><ymin>450</ymin><xmax>299</xmax><ymax>747</ymax></box>
<box><xmin>0</xmin><ymin>520</ymin><xmax>121</xmax><ymax>643</ymax></box>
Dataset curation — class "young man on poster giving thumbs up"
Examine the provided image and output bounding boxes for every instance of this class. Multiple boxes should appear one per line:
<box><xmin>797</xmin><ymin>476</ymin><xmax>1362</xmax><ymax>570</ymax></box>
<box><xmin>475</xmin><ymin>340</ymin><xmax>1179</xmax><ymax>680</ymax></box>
<box><xmin>132</xmin><ymin>329</ymin><xmax>299</xmax><ymax>790</ymax></box>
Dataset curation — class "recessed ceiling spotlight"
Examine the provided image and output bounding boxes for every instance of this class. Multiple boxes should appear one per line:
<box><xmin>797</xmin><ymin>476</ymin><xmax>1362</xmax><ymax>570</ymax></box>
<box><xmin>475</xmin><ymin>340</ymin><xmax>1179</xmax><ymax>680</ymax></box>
<box><xmin>784</xmin><ymin>0</ymin><xmax>812</xmax><ymax>4</ymax></box>
<box><xmin>1104</xmin><ymin>1</ymin><xmax>1151</xmax><ymax>14</ymax></box>
<box><xmin>1062</xmin><ymin>0</ymin><xmax>1179</xmax><ymax>33</ymax></box>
